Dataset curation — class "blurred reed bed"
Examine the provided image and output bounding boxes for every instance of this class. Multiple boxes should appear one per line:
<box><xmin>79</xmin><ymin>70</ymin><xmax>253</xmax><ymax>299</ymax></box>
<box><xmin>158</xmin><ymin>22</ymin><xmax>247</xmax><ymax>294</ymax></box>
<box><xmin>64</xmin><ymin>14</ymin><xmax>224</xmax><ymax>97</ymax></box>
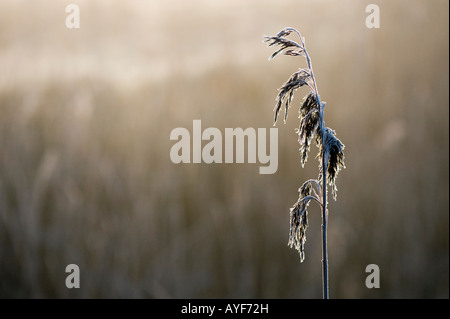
<box><xmin>0</xmin><ymin>0</ymin><xmax>448</xmax><ymax>298</ymax></box>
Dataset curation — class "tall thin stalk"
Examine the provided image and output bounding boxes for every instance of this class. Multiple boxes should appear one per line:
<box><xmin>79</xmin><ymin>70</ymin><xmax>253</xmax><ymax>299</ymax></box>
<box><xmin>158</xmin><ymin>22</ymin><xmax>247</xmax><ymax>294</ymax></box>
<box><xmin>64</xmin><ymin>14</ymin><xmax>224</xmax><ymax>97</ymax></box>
<box><xmin>264</xmin><ymin>27</ymin><xmax>345</xmax><ymax>299</ymax></box>
<box><xmin>295</xmin><ymin>30</ymin><xmax>329</xmax><ymax>298</ymax></box>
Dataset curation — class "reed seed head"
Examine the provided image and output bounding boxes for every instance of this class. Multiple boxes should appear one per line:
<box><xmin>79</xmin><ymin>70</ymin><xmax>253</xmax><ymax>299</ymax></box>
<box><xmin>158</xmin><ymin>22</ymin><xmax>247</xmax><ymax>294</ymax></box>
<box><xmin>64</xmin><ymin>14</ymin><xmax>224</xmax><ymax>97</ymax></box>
<box><xmin>288</xmin><ymin>195</ymin><xmax>309</xmax><ymax>263</ymax></box>
<box><xmin>274</xmin><ymin>69</ymin><xmax>312</xmax><ymax>124</ymax></box>
<box><xmin>319</xmin><ymin>127</ymin><xmax>346</xmax><ymax>200</ymax></box>
<box><xmin>263</xmin><ymin>35</ymin><xmax>303</xmax><ymax>61</ymax></box>
<box><xmin>265</xmin><ymin>27</ymin><xmax>346</xmax><ymax>266</ymax></box>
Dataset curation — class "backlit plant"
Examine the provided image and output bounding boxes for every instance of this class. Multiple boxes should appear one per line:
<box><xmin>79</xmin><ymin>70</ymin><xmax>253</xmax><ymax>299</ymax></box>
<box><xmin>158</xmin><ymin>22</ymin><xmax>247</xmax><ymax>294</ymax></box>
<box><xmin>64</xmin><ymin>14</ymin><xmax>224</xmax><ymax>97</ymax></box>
<box><xmin>264</xmin><ymin>27</ymin><xmax>346</xmax><ymax>299</ymax></box>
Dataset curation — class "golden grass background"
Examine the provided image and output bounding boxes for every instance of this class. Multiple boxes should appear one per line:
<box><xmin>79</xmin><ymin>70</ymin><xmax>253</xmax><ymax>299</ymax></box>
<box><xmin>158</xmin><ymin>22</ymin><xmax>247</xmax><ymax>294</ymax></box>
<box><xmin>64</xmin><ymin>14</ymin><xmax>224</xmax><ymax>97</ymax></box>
<box><xmin>0</xmin><ymin>0</ymin><xmax>448</xmax><ymax>298</ymax></box>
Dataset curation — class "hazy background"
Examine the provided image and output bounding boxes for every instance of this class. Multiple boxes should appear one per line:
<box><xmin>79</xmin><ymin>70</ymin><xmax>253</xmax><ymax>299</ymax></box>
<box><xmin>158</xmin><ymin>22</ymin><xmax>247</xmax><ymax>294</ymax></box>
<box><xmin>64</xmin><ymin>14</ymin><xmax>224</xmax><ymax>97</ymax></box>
<box><xmin>0</xmin><ymin>0</ymin><xmax>448</xmax><ymax>298</ymax></box>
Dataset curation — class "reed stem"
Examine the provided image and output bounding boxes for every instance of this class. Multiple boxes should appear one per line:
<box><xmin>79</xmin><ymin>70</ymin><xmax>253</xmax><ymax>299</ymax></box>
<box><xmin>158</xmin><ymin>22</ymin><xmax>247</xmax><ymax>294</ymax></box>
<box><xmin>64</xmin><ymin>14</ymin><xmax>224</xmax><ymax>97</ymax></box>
<box><xmin>265</xmin><ymin>27</ymin><xmax>345</xmax><ymax>299</ymax></box>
